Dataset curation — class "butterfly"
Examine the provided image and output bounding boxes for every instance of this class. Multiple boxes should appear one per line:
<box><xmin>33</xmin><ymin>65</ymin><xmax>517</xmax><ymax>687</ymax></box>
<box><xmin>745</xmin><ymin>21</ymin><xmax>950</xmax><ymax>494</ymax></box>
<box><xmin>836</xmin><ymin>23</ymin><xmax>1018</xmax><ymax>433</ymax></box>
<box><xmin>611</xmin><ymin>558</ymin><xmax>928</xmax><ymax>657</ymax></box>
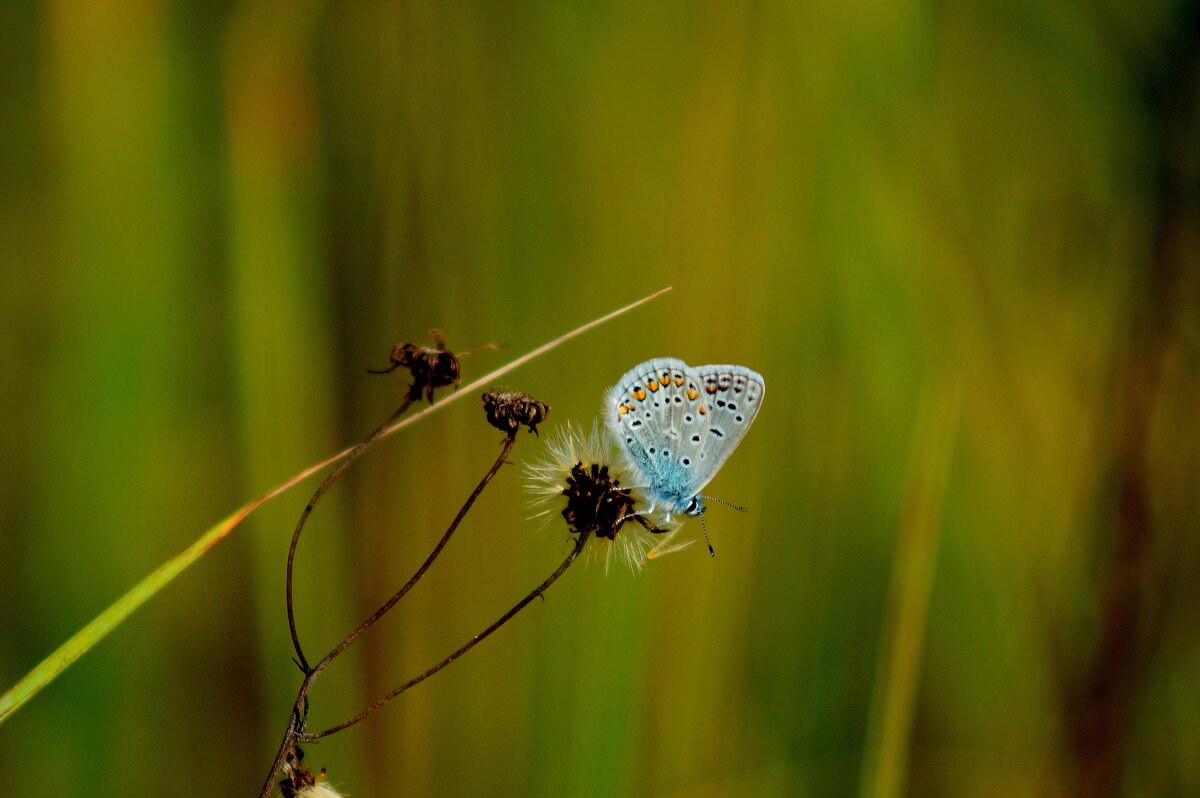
<box><xmin>604</xmin><ymin>358</ymin><xmax>765</xmax><ymax>523</ymax></box>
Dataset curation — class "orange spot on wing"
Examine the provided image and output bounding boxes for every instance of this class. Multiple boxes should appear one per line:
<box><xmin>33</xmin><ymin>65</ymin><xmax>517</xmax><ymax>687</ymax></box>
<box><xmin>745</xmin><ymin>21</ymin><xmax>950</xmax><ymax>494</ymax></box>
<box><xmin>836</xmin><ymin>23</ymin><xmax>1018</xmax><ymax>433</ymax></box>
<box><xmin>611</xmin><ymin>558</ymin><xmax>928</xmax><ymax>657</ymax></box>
<box><xmin>647</xmin><ymin>380</ymin><xmax>659</xmax><ymax>392</ymax></box>
<box><xmin>686</xmin><ymin>389</ymin><xmax>698</xmax><ymax>400</ymax></box>
<box><xmin>698</xmin><ymin>405</ymin><xmax>707</xmax><ymax>414</ymax></box>
<box><xmin>618</xmin><ymin>405</ymin><xmax>629</xmax><ymax>415</ymax></box>
<box><xmin>674</xmin><ymin>378</ymin><xmax>684</xmax><ymax>387</ymax></box>
<box><xmin>706</xmin><ymin>385</ymin><xmax>717</xmax><ymax>394</ymax></box>
<box><xmin>633</xmin><ymin>388</ymin><xmax>646</xmax><ymax>401</ymax></box>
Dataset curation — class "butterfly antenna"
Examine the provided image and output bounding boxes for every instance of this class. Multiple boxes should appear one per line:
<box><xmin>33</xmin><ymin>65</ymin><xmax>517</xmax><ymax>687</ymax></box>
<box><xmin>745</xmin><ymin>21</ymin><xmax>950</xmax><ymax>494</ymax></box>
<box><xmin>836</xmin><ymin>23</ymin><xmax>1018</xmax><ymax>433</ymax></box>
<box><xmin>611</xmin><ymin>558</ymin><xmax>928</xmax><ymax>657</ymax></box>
<box><xmin>701</xmin><ymin>512</ymin><xmax>714</xmax><ymax>557</ymax></box>
<box><xmin>704</xmin><ymin>496</ymin><xmax>750</xmax><ymax>513</ymax></box>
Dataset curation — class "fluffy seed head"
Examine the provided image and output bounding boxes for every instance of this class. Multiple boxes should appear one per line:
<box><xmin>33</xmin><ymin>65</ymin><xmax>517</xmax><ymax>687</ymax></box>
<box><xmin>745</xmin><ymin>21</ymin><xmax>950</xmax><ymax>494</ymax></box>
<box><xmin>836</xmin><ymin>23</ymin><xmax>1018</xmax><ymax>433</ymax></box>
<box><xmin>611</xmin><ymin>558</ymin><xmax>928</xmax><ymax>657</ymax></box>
<box><xmin>524</xmin><ymin>422</ymin><xmax>687</xmax><ymax>570</ymax></box>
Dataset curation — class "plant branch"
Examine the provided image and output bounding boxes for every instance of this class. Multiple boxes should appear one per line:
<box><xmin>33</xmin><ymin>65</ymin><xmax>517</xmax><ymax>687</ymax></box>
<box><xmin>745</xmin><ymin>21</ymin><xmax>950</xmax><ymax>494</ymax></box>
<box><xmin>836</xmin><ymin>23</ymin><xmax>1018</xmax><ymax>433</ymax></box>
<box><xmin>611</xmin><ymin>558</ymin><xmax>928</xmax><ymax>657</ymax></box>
<box><xmin>258</xmin><ymin>703</ymin><xmax>308</xmax><ymax>798</ymax></box>
<box><xmin>299</xmin><ymin>528</ymin><xmax>591</xmax><ymax>741</ymax></box>
<box><xmin>260</xmin><ymin>431</ymin><xmax>520</xmax><ymax>796</ymax></box>
<box><xmin>287</xmin><ymin>398</ymin><xmax>415</xmax><ymax>672</ymax></box>
<box><xmin>311</xmin><ymin>431</ymin><xmax>518</xmax><ymax>674</ymax></box>
<box><xmin>0</xmin><ymin>288</ymin><xmax>669</xmax><ymax>729</ymax></box>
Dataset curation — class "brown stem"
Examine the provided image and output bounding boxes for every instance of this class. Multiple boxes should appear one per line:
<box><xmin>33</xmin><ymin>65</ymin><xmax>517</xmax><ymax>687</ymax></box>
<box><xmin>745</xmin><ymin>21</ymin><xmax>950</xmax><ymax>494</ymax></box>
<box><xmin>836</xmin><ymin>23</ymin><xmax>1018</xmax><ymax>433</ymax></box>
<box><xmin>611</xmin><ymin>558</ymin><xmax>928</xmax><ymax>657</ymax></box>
<box><xmin>310</xmin><ymin>432</ymin><xmax>518</xmax><ymax>674</ymax></box>
<box><xmin>1065</xmin><ymin>8</ymin><xmax>1200</xmax><ymax>796</ymax></box>
<box><xmin>261</xmin><ymin>430</ymin><xmax>517</xmax><ymax>796</ymax></box>
<box><xmin>287</xmin><ymin>398</ymin><xmax>414</xmax><ymax>672</ymax></box>
<box><xmin>298</xmin><ymin>528</ymin><xmax>591</xmax><ymax>741</ymax></box>
<box><xmin>258</xmin><ymin>698</ymin><xmax>308</xmax><ymax>798</ymax></box>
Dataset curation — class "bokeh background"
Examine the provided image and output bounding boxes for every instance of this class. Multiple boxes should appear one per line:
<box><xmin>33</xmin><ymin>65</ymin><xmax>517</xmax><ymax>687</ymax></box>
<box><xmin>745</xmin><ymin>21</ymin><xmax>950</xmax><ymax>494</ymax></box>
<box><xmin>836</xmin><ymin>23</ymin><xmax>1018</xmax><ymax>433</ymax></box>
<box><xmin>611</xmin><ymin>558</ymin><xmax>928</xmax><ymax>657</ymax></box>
<box><xmin>2</xmin><ymin>0</ymin><xmax>1199</xmax><ymax>795</ymax></box>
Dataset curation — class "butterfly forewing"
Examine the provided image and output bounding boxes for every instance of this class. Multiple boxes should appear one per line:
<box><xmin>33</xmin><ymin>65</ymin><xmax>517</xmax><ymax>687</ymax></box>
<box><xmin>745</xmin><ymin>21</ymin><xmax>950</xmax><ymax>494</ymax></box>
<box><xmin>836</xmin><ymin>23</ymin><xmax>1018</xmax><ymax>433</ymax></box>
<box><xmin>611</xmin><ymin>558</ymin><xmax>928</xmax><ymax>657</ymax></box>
<box><xmin>605</xmin><ymin>358</ymin><xmax>686</xmax><ymax>486</ymax></box>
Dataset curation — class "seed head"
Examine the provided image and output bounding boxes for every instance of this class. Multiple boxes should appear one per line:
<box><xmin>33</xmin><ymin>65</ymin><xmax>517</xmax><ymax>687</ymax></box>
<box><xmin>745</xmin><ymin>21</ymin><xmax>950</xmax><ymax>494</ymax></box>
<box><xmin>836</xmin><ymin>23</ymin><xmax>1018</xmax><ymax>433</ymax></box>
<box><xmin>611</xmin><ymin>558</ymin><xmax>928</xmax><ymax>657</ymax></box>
<box><xmin>482</xmin><ymin>390</ymin><xmax>551</xmax><ymax>435</ymax></box>
<box><xmin>560</xmin><ymin>462</ymin><xmax>638</xmax><ymax>539</ymax></box>
<box><xmin>279</xmin><ymin>747</ymin><xmax>342</xmax><ymax>798</ymax></box>
<box><xmin>525</xmin><ymin>422</ymin><xmax>686</xmax><ymax>570</ymax></box>
<box><xmin>369</xmin><ymin>330</ymin><xmax>498</xmax><ymax>403</ymax></box>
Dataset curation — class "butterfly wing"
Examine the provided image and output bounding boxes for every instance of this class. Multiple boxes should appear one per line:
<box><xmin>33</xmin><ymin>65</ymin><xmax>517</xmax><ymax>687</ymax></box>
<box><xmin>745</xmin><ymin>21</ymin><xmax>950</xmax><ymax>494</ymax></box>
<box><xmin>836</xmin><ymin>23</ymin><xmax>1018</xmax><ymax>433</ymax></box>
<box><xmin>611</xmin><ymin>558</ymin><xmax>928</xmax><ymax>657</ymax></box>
<box><xmin>604</xmin><ymin>358</ymin><xmax>765</xmax><ymax>512</ymax></box>
<box><xmin>681</xmin><ymin>364</ymin><xmax>766</xmax><ymax>496</ymax></box>
<box><xmin>604</xmin><ymin>358</ymin><xmax>688</xmax><ymax>496</ymax></box>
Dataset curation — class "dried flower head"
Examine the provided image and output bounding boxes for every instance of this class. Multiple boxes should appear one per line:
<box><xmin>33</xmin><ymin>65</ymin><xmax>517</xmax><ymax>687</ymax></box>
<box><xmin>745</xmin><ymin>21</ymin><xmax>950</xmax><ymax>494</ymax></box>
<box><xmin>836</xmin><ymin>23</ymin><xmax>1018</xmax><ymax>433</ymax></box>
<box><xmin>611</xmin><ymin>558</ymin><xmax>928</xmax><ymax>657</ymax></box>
<box><xmin>524</xmin><ymin>422</ymin><xmax>689</xmax><ymax>570</ymax></box>
<box><xmin>278</xmin><ymin>747</ymin><xmax>338</xmax><ymax>798</ymax></box>
<box><xmin>369</xmin><ymin>330</ymin><xmax>498</xmax><ymax>403</ymax></box>
<box><xmin>482</xmin><ymin>390</ymin><xmax>551</xmax><ymax>435</ymax></box>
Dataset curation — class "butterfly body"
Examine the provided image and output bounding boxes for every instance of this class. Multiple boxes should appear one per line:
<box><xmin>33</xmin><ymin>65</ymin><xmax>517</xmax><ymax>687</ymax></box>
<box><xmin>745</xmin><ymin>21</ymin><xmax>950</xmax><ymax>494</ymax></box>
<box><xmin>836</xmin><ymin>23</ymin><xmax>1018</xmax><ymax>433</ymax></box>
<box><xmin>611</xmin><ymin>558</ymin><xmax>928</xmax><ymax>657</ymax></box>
<box><xmin>604</xmin><ymin>357</ymin><xmax>765</xmax><ymax>521</ymax></box>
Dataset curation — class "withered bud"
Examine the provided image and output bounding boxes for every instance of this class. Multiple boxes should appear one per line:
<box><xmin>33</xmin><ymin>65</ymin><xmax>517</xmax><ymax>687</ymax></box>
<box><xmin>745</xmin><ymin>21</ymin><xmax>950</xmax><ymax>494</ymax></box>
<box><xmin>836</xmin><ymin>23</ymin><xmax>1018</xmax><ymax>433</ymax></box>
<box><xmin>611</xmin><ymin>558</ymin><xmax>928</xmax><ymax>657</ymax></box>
<box><xmin>279</xmin><ymin>746</ymin><xmax>321</xmax><ymax>798</ymax></box>
<box><xmin>368</xmin><ymin>330</ymin><xmax>464</xmax><ymax>403</ymax></box>
<box><xmin>561</xmin><ymin>462</ymin><xmax>638</xmax><ymax>540</ymax></box>
<box><xmin>482</xmin><ymin>390</ymin><xmax>551</xmax><ymax>435</ymax></box>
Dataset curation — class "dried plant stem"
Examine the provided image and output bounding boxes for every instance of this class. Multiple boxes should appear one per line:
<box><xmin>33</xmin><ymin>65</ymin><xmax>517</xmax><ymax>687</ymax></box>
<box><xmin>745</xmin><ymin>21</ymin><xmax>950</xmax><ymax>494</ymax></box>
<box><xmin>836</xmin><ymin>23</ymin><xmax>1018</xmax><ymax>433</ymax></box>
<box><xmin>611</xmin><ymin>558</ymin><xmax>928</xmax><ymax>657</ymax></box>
<box><xmin>285</xmin><ymin>286</ymin><xmax>673</xmax><ymax>668</ymax></box>
<box><xmin>313</xmin><ymin>432</ymin><xmax>518</xmax><ymax>671</ymax></box>
<box><xmin>259</xmin><ymin>432</ymin><xmax>520</xmax><ymax>798</ymax></box>
<box><xmin>0</xmin><ymin>288</ymin><xmax>671</xmax><ymax>729</ymax></box>
<box><xmin>287</xmin><ymin>398</ymin><xmax>415</xmax><ymax>672</ymax></box>
<box><xmin>299</xmin><ymin>527</ymin><xmax>591</xmax><ymax>741</ymax></box>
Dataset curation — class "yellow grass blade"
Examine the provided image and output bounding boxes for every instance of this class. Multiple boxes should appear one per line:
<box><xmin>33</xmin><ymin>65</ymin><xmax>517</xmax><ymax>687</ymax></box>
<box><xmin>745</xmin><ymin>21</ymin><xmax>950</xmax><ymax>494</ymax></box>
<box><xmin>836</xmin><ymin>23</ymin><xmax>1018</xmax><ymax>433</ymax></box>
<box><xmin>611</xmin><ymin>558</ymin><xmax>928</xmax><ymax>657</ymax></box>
<box><xmin>859</xmin><ymin>381</ymin><xmax>963</xmax><ymax>798</ymax></box>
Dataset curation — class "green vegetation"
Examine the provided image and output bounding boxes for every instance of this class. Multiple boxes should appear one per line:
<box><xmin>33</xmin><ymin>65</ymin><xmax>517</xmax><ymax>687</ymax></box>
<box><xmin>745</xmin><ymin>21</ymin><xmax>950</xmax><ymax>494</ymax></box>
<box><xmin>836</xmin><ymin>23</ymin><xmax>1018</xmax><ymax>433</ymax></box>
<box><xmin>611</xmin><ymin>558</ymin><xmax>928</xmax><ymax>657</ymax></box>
<box><xmin>1</xmin><ymin>1</ymin><xmax>1197</xmax><ymax>795</ymax></box>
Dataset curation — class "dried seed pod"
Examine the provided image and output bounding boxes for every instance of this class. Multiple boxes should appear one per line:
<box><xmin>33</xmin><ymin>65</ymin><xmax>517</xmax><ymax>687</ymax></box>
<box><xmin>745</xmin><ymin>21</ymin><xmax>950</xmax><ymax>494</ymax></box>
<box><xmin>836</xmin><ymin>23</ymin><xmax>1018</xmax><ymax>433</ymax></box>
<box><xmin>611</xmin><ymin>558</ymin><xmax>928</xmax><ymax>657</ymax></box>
<box><xmin>561</xmin><ymin>462</ymin><xmax>638</xmax><ymax>541</ymax></box>
<box><xmin>279</xmin><ymin>747</ymin><xmax>323</xmax><ymax>798</ymax></box>
<box><xmin>524</xmin><ymin>422</ymin><xmax>683</xmax><ymax>570</ymax></box>
<box><xmin>481</xmin><ymin>390</ymin><xmax>551</xmax><ymax>435</ymax></box>
<box><xmin>370</xmin><ymin>330</ymin><xmax>497</xmax><ymax>403</ymax></box>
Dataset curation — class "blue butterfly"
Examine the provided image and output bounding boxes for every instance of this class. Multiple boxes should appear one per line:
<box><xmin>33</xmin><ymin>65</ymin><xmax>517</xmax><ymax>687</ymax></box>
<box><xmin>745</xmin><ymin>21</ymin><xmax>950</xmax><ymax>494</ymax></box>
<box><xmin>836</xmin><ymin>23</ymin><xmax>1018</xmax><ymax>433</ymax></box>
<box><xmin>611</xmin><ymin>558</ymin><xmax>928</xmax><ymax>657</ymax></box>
<box><xmin>604</xmin><ymin>358</ymin><xmax>765</xmax><ymax>523</ymax></box>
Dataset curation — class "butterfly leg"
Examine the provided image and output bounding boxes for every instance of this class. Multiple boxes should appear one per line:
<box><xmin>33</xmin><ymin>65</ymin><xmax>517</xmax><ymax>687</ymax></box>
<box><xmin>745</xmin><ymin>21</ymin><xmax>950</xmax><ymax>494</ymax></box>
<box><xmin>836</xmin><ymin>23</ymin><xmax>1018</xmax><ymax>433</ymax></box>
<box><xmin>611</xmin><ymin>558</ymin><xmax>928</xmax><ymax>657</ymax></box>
<box><xmin>633</xmin><ymin>514</ymin><xmax>669</xmax><ymax>535</ymax></box>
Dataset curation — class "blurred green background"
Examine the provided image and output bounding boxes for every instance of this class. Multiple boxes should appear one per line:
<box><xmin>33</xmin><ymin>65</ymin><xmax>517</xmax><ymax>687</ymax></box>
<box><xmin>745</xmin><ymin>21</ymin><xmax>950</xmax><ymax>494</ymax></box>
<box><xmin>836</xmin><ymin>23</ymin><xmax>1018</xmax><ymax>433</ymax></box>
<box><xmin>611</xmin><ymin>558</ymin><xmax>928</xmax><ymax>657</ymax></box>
<box><xmin>3</xmin><ymin>0</ymin><xmax>1199</xmax><ymax>795</ymax></box>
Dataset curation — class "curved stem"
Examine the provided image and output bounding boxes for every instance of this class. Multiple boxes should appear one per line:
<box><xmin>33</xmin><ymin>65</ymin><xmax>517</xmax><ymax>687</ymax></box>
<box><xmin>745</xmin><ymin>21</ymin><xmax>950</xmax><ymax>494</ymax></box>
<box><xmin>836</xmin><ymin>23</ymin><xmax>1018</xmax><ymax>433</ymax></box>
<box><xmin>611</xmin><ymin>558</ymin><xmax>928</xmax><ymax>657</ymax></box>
<box><xmin>310</xmin><ymin>432</ymin><xmax>518</xmax><ymax>676</ymax></box>
<box><xmin>261</xmin><ymin>431</ymin><xmax>518</xmax><ymax>795</ymax></box>
<box><xmin>287</xmin><ymin>398</ymin><xmax>414</xmax><ymax>673</ymax></box>
<box><xmin>299</xmin><ymin>528</ymin><xmax>591</xmax><ymax>741</ymax></box>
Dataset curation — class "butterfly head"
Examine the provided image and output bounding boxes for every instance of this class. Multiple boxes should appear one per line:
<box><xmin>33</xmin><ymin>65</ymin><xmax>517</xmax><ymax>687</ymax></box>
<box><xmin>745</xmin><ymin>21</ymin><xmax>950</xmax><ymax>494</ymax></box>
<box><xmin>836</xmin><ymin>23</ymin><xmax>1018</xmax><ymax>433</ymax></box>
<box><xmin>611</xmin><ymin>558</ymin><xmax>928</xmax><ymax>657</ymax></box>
<box><xmin>684</xmin><ymin>496</ymin><xmax>706</xmax><ymax>517</ymax></box>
